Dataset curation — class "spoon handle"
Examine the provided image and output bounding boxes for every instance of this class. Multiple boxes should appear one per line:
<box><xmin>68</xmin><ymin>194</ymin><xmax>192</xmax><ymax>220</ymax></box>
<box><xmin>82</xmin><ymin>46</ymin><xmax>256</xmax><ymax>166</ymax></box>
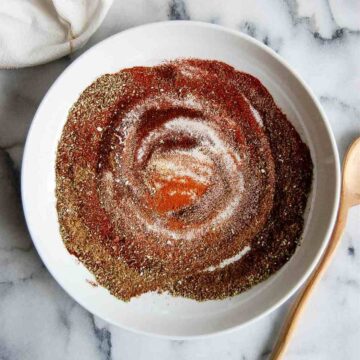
<box><xmin>270</xmin><ymin>197</ymin><xmax>349</xmax><ymax>360</ymax></box>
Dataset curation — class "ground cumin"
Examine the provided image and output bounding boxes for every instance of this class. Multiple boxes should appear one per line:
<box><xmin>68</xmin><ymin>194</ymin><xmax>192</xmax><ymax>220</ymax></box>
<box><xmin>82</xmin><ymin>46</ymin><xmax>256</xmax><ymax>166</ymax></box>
<box><xmin>56</xmin><ymin>59</ymin><xmax>313</xmax><ymax>301</ymax></box>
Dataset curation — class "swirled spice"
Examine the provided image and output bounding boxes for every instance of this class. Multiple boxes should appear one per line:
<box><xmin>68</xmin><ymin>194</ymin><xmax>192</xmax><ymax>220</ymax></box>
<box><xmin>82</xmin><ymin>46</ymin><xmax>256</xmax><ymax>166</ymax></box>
<box><xmin>56</xmin><ymin>59</ymin><xmax>313</xmax><ymax>301</ymax></box>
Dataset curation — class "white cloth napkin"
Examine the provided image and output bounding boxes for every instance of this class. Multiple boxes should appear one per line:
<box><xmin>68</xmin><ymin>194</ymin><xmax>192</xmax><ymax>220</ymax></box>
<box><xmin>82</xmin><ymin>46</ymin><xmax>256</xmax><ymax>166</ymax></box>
<box><xmin>0</xmin><ymin>0</ymin><xmax>113</xmax><ymax>69</ymax></box>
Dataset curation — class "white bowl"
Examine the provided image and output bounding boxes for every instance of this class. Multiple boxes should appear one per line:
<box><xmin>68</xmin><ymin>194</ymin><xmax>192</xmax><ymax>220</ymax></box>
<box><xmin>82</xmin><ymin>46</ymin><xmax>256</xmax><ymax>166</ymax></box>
<box><xmin>21</xmin><ymin>21</ymin><xmax>340</xmax><ymax>338</ymax></box>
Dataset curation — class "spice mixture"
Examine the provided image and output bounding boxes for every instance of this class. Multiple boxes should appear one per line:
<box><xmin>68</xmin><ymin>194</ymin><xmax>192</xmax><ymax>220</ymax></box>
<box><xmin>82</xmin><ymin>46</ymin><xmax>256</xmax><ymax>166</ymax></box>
<box><xmin>56</xmin><ymin>59</ymin><xmax>313</xmax><ymax>301</ymax></box>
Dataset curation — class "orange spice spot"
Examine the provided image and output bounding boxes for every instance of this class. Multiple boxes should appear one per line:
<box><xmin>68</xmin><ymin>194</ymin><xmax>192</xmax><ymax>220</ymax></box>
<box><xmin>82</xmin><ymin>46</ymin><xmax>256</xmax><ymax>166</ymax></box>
<box><xmin>150</xmin><ymin>175</ymin><xmax>208</xmax><ymax>213</ymax></box>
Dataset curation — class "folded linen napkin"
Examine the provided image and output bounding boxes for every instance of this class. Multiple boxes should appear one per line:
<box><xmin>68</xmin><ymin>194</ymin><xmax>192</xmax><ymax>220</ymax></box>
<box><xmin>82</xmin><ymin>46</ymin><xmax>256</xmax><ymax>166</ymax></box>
<box><xmin>0</xmin><ymin>0</ymin><xmax>112</xmax><ymax>69</ymax></box>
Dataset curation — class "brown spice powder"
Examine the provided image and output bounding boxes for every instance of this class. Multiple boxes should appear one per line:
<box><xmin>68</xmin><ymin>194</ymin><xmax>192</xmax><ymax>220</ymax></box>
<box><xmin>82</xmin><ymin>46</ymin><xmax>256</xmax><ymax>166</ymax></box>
<box><xmin>56</xmin><ymin>59</ymin><xmax>313</xmax><ymax>301</ymax></box>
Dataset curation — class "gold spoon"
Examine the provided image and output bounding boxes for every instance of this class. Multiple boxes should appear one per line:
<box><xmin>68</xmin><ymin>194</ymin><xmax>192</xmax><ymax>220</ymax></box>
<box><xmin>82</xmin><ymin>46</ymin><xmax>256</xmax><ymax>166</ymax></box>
<box><xmin>271</xmin><ymin>137</ymin><xmax>360</xmax><ymax>360</ymax></box>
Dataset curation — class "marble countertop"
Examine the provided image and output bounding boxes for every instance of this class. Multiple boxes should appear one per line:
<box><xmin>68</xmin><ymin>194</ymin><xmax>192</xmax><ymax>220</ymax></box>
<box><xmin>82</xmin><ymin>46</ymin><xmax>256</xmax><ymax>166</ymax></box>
<box><xmin>1</xmin><ymin>1</ymin><xmax>359</xmax><ymax>359</ymax></box>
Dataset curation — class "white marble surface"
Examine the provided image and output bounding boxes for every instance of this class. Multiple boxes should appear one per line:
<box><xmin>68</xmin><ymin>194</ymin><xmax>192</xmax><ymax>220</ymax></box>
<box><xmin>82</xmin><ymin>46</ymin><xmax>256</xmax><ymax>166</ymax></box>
<box><xmin>1</xmin><ymin>0</ymin><xmax>360</xmax><ymax>359</ymax></box>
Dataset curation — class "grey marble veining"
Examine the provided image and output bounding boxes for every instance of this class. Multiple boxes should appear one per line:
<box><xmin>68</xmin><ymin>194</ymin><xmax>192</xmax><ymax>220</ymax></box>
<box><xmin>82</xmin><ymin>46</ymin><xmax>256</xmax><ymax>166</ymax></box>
<box><xmin>0</xmin><ymin>1</ymin><xmax>359</xmax><ymax>359</ymax></box>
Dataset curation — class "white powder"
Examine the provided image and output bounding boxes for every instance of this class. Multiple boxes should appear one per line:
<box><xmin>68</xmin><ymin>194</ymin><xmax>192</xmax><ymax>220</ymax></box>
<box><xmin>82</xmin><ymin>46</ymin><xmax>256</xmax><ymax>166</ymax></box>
<box><xmin>243</xmin><ymin>96</ymin><xmax>264</xmax><ymax>127</ymax></box>
<box><xmin>205</xmin><ymin>246</ymin><xmax>251</xmax><ymax>272</ymax></box>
